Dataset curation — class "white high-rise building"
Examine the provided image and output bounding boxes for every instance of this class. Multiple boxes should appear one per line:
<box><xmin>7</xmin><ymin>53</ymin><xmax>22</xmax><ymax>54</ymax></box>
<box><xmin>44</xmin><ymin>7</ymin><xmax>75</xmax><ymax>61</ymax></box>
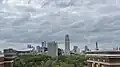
<box><xmin>48</xmin><ymin>41</ymin><xmax>58</xmax><ymax>57</ymax></box>
<box><xmin>65</xmin><ymin>34</ymin><xmax>70</xmax><ymax>55</ymax></box>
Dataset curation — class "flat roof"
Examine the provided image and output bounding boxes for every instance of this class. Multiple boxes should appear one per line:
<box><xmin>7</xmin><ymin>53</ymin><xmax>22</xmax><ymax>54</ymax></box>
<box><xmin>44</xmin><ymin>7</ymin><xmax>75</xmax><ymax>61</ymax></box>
<box><xmin>87</xmin><ymin>50</ymin><xmax>120</xmax><ymax>52</ymax></box>
<box><xmin>16</xmin><ymin>48</ymin><xmax>33</xmax><ymax>51</ymax></box>
<box><xmin>86</xmin><ymin>54</ymin><xmax>120</xmax><ymax>57</ymax></box>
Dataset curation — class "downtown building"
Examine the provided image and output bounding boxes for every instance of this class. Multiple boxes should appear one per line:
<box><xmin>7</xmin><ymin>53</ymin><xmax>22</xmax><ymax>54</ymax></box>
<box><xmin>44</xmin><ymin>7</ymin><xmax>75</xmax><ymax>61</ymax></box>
<box><xmin>65</xmin><ymin>34</ymin><xmax>70</xmax><ymax>55</ymax></box>
<box><xmin>73</xmin><ymin>46</ymin><xmax>80</xmax><ymax>53</ymax></box>
<box><xmin>47</xmin><ymin>41</ymin><xmax>58</xmax><ymax>57</ymax></box>
<box><xmin>41</xmin><ymin>41</ymin><xmax>47</xmax><ymax>53</ymax></box>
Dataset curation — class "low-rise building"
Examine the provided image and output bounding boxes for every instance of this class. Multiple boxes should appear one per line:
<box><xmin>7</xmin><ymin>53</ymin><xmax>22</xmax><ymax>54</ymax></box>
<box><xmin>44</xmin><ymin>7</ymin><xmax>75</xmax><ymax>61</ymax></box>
<box><xmin>0</xmin><ymin>54</ymin><xmax>15</xmax><ymax>67</ymax></box>
<box><xmin>86</xmin><ymin>50</ymin><xmax>120</xmax><ymax>67</ymax></box>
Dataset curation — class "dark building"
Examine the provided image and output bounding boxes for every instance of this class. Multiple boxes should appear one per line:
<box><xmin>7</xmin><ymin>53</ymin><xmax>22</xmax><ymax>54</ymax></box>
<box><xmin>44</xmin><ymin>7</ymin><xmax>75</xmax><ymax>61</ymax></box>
<box><xmin>42</xmin><ymin>41</ymin><xmax>47</xmax><ymax>48</ymax></box>
<box><xmin>86</xmin><ymin>51</ymin><xmax>120</xmax><ymax>67</ymax></box>
<box><xmin>4</xmin><ymin>48</ymin><xmax>16</xmax><ymax>56</ymax></box>
<box><xmin>85</xmin><ymin>45</ymin><xmax>90</xmax><ymax>52</ymax></box>
<box><xmin>65</xmin><ymin>34</ymin><xmax>70</xmax><ymax>55</ymax></box>
<box><xmin>36</xmin><ymin>46</ymin><xmax>41</xmax><ymax>52</ymax></box>
<box><xmin>58</xmin><ymin>48</ymin><xmax>64</xmax><ymax>56</ymax></box>
<box><xmin>95</xmin><ymin>42</ymin><xmax>99</xmax><ymax>50</ymax></box>
<box><xmin>27</xmin><ymin>44</ymin><xmax>32</xmax><ymax>48</ymax></box>
<box><xmin>73</xmin><ymin>46</ymin><xmax>78</xmax><ymax>53</ymax></box>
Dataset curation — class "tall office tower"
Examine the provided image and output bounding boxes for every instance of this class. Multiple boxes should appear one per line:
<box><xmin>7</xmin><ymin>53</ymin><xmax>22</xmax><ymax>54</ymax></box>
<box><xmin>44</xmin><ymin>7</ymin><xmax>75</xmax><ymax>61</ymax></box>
<box><xmin>41</xmin><ymin>41</ymin><xmax>47</xmax><ymax>53</ymax></box>
<box><xmin>95</xmin><ymin>41</ymin><xmax>99</xmax><ymax>50</ymax></box>
<box><xmin>48</xmin><ymin>41</ymin><xmax>58</xmax><ymax>57</ymax></box>
<box><xmin>65</xmin><ymin>34</ymin><xmax>70</xmax><ymax>55</ymax></box>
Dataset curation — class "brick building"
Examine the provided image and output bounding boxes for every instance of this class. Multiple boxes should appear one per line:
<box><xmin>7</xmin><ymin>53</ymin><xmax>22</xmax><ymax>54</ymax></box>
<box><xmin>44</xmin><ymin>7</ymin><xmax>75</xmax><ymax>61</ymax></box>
<box><xmin>0</xmin><ymin>48</ymin><xmax>16</xmax><ymax>67</ymax></box>
<box><xmin>86</xmin><ymin>51</ymin><xmax>120</xmax><ymax>67</ymax></box>
<box><xmin>0</xmin><ymin>54</ymin><xmax>14</xmax><ymax>67</ymax></box>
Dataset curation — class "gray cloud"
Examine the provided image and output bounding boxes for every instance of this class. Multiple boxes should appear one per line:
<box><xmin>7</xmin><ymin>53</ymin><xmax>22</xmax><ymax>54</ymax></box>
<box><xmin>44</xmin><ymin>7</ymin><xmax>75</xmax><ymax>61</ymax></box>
<box><xmin>0</xmin><ymin>0</ymin><xmax>120</xmax><ymax>50</ymax></box>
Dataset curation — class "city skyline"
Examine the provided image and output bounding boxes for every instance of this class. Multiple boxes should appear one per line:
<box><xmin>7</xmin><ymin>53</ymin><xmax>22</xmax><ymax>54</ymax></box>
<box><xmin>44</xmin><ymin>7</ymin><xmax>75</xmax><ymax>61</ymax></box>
<box><xmin>0</xmin><ymin>0</ymin><xmax>120</xmax><ymax>50</ymax></box>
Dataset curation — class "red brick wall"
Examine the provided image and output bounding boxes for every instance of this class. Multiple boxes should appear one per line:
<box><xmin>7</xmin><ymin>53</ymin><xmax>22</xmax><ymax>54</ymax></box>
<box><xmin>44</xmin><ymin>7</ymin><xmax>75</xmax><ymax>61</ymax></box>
<box><xmin>4</xmin><ymin>62</ymin><xmax>13</xmax><ymax>67</ymax></box>
<box><xmin>0</xmin><ymin>57</ymin><xmax>4</xmax><ymax>62</ymax></box>
<box><xmin>0</xmin><ymin>64</ymin><xmax>4</xmax><ymax>67</ymax></box>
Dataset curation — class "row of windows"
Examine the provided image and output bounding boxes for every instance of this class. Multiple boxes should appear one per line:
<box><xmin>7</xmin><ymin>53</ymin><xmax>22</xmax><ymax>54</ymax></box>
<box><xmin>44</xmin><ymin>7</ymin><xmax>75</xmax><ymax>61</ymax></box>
<box><xmin>88</xmin><ymin>63</ymin><xmax>104</xmax><ymax>67</ymax></box>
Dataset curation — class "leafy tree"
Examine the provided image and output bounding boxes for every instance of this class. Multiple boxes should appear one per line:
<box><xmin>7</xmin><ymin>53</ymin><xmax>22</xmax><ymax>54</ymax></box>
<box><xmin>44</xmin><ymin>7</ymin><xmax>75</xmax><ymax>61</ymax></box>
<box><xmin>14</xmin><ymin>54</ymin><xmax>87</xmax><ymax>67</ymax></box>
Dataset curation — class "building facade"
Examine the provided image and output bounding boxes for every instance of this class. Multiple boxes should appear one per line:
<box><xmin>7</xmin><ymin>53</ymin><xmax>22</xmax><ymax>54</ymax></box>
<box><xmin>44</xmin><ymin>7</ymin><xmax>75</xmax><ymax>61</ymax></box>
<box><xmin>65</xmin><ymin>34</ymin><xmax>70</xmax><ymax>55</ymax></box>
<box><xmin>0</xmin><ymin>48</ymin><xmax>16</xmax><ymax>67</ymax></box>
<box><xmin>86</xmin><ymin>51</ymin><xmax>120</xmax><ymax>67</ymax></box>
<box><xmin>48</xmin><ymin>41</ymin><xmax>58</xmax><ymax>57</ymax></box>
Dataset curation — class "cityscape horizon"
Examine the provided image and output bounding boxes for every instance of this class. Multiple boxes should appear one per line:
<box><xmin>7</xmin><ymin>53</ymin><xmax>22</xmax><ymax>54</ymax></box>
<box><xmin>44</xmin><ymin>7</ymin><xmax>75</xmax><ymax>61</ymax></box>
<box><xmin>0</xmin><ymin>0</ymin><xmax>120</xmax><ymax>51</ymax></box>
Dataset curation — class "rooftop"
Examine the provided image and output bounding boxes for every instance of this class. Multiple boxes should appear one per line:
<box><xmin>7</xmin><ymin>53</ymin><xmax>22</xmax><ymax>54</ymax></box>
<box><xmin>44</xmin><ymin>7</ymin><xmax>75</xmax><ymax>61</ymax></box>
<box><xmin>86</xmin><ymin>50</ymin><xmax>120</xmax><ymax>54</ymax></box>
<box><xmin>16</xmin><ymin>48</ymin><xmax>33</xmax><ymax>51</ymax></box>
<box><xmin>86</xmin><ymin>50</ymin><xmax>120</xmax><ymax>57</ymax></box>
<box><xmin>0</xmin><ymin>54</ymin><xmax>4</xmax><ymax>57</ymax></box>
<box><xmin>87</xmin><ymin>54</ymin><xmax>120</xmax><ymax>56</ymax></box>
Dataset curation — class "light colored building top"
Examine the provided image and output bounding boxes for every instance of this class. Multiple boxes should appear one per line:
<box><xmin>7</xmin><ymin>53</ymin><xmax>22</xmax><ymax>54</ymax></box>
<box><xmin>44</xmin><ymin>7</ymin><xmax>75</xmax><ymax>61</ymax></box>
<box><xmin>16</xmin><ymin>48</ymin><xmax>33</xmax><ymax>51</ymax></box>
<box><xmin>86</xmin><ymin>54</ymin><xmax>120</xmax><ymax>57</ymax></box>
<box><xmin>0</xmin><ymin>54</ymin><xmax>4</xmax><ymax>57</ymax></box>
<box><xmin>87</xmin><ymin>50</ymin><xmax>120</xmax><ymax>52</ymax></box>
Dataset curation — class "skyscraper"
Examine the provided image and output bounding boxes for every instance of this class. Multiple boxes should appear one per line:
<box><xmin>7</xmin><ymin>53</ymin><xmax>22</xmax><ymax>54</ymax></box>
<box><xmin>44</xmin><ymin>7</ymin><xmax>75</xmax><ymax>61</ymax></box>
<box><xmin>65</xmin><ymin>34</ymin><xmax>70</xmax><ymax>55</ymax></box>
<box><xmin>95</xmin><ymin>41</ymin><xmax>99</xmax><ymax>50</ymax></box>
<box><xmin>36</xmin><ymin>46</ymin><xmax>41</xmax><ymax>52</ymax></box>
<box><xmin>42</xmin><ymin>41</ymin><xmax>47</xmax><ymax>47</ymax></box>
<box><xmin>41</xmin><ymin>41</ymin><xmax>47</xmax><ymax>53</ymax></box>
<box><xmin>73</xmin><ymin>46</ymin><xmax>78</xmax><ymax>53</ymax></box>
<box><xmin>48</xmin><ymin>41</ymin><xmax>58</xmax><ymax>57</ymax></box>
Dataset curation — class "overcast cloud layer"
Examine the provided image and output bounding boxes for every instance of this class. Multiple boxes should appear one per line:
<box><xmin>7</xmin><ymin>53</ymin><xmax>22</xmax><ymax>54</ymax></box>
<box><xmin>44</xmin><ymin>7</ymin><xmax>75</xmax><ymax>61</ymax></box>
<box><xmin>0</xmin><ymin>0</ymin><xmax>120</xmax><ymax>50</ymax></box>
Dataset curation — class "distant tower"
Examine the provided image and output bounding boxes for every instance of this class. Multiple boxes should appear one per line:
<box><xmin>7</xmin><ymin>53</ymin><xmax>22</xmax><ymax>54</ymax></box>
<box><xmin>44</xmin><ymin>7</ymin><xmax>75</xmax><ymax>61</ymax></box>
<box><xmin>27</xmin><ymin>44</ymin><xmax>32</xmax><ymax>48</ymax></box>
<box><xmin>42</xmin><ymin>41</ymin><xmax>47</xmax><ymax>47</ymax></box>
<box><xmin>41</xmin><ymin>41</ymin><xmax>47</xmax><ymax>53</ymax></box>
<box><xmin>65</xmin><ymin>34</ymin><xmax>70</xmax><ymax>55</ymax></box>
<box><xmin>73</xmin><ymin>46</ymin><xmax>78</xmax><ymax>53</ymax></box>
<box><xmin>96</xmin><ymin>41</ymin><xmax>99</xmax><ymax>50</ymax></box>
<box><xmin>36</xmin><ymin>46</ymin><xmax>41</xmax><ymax>52</ymax></box>
<box><xmin>84</xmin><ymin>45</ymin><xmax>89</xmax><ymax>52</ymax></box>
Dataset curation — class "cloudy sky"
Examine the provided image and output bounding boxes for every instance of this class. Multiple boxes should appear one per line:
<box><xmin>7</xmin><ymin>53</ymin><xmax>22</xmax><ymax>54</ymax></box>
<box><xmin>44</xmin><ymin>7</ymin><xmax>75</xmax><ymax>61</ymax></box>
<box><xmin>0</xmin><ymin>0</ymin><xmax>120</xmax><ymax>50</ymax></box>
